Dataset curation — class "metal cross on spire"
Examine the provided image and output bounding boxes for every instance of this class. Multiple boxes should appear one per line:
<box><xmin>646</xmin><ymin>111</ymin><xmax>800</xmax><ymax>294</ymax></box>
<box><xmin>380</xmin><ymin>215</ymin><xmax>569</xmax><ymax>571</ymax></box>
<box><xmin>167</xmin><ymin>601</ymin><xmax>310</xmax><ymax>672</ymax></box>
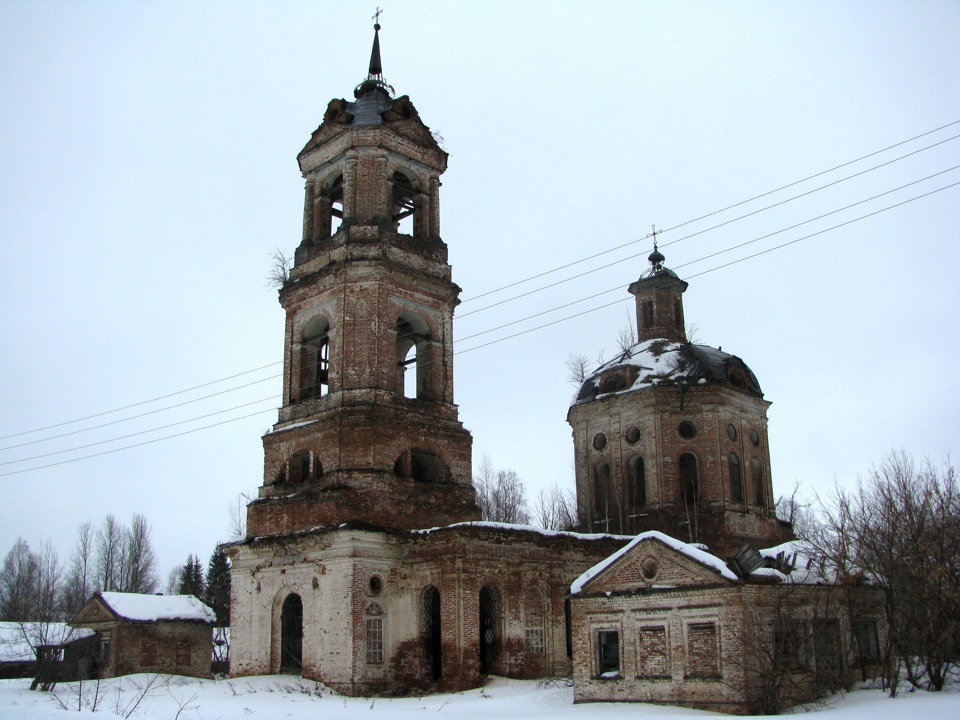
<box><xmin>372</xmin><ymin>7</ymin><xmax>383</xmax><ymax>25</ymax></box>
<box><xmin>647</xmin><ymin>224</ymin><xmax>666</xmax><ymax>272</ymax></box>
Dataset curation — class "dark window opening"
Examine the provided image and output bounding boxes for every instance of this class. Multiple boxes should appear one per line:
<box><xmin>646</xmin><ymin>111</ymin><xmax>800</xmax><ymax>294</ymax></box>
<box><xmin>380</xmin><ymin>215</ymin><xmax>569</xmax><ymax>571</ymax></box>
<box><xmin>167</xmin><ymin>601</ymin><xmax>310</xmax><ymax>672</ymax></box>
<box><xmin>729</xmin><ymin>452</ymin><xmax>743</xmax><ymax>502</ymax></box>
<box><xmin>625</xmin><ymin>425</ymin><xmax>641</xmax><ymax>444</ymax></box>
<box><xmin>479</xmin><ymin>585</ymin><xmax>500</xmax><ymax>675</ymax></box>
<box><xmin>597</xmin><ymin>630</ymin><xmax>620</xmax><ymax>677</ymax></box>
<box><xmin>643</xmin><ymin>300</ymin><xmax>654</xmax><ymax>329</ymax></box>
<box><xmin>290</xmin><ymin>451</ymin><xmax>311</xmax><ymax>484</ymax></box>
<box><xmin>627</xmin><ymin>455</ymin><xmax>646</xmax><ymax>516</ymax></box>
<box><xmin>678</xmin><ymin>420</ymin><xmax>696</xmax><ymax>440</ymax></box>
<box><xmin>727</xmin><ymin>423</ymin><xmax>737</xmax><ymax>442</ymax></box>
<box><xmin>853</xmin><ymin>618</ymin><xmax>880</xmax><ymax>665</ymax></box>
<box><xmin>592</xmin><ymin>432</ymin><xmax>607</xmax><ymax>451</ymax></box>
<box><xmin>674</xmin><ymin>298</ymin><xmax>683</xmax><ymax>330</ymax></box>
<box><xmin>775</xmin><ymin>620</ymin><xmax>809</xmax><ymax>671</ymax></box>
<box><xmin>592</xmin><ymin>462</ymin><xmax>614</xmax><ymax>532</ymax></box>
<box><xmin>814</xmin><ymin>619</ymin><xmax>844</xmax><ymax>690</ymax></box>
<box><xmin>410</xmin><ymin>448</ymin><xmax>451</xmax><ymax>484</ymax></box>
<box><xmin>751</xmin><ymin>459</ymin><xmax>764</xmax><ymax>506</ymax></box>
<box><xmin>679</xmin><ymin>452</ymin><xmax>699</xmax><ymax>507</ymax></box>
<box><xmin>422</xmin><ymin>586</ymin><xmax>442</xmax><ymax>681</ymax></box>
<box><xmin>280</xmin><ymin>594</ymin><xmax>303</xmax><ymax>674</ymax></box>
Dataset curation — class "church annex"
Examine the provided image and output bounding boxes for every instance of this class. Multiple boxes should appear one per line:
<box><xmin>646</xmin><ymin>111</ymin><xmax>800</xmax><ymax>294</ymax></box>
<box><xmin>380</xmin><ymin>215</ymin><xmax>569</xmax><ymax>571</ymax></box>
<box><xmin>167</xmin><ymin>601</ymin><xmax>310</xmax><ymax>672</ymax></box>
<box><xmin>224</xmin><ymin>23</ymin><xmax>792</xmax><ymax>697</ymax></box>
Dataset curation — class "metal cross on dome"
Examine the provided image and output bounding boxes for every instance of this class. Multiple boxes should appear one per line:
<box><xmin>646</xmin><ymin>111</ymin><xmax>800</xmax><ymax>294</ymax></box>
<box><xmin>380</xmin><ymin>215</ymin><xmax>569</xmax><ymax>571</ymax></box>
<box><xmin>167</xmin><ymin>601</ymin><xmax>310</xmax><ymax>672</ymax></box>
<box><xmin>372</xmin><ymin>7</ymin><xmax>383</xmax><ymax>24</ymax></box>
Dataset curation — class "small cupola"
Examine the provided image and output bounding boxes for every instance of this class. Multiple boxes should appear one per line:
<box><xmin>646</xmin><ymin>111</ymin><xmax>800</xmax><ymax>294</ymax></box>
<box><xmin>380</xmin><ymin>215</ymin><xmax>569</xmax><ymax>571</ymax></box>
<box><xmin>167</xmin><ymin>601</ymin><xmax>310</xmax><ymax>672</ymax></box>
<box><xmin>628</xmin><ymin>243</ymin><xmax>689</xmax><ymax>344</ymax></box>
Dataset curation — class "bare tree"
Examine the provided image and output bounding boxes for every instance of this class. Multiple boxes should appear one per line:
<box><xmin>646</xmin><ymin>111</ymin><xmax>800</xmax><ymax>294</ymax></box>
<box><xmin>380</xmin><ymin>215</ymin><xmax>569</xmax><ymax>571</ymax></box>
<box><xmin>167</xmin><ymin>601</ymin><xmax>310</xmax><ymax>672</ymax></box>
<box><xmin>616</xmin><ymin>311</ymin><xmax>637</xmax><ymax>353</ymax></box>
<box><xmin>164</xmin><ymin>566</ymin><xmax>182</xmax><ymax>595</ymax></box>
<box><xmin>62</xmin><ymin>522</ymin><xmax>95</xmax><ymax>614</ymax></box>
<box><xmin>33</xmin><ymin>540</ymin><xmax>63</xmax><ymax>621</ymax></box>
<box><xmin>267</xmin><ymin>247</ymin><xmax>292</xmax><ymax>288</ymax></box>
<box><xmin>474</xmin><ymin>455</ymin><xmax>531</xmax><ymax>524</ymax></box>
<box><xmin>0</xmin><ymin>538</ymin><xmax>38</xmax><ymax>621</ymax></box>
<box><xmin>123</xmin><ymin>514</ymin><xmax>158</xmax><ymax>594</ymax></box>
<box><xmin>228</xmin><ymin>492</ymin><xmax>252</xmax><ymax>539</ymax></box>
<box><xmin>533</xmin><ymin>483</ymin><xmax>580</xmax><ymax>531</ymax></box>
<box><xmin>566</xmin><ymin>354</ymin><xmax>591</xmax><ymax>387</ymax></box>
<box><xmin>802</xmin><ymin>452</ymin><xmax>960</xmax><ymax>693</ymax></box>
<box><xmin>95</xmin><ymin>515</ymin><xmax>126</xmax><ymax>592</ymax></box>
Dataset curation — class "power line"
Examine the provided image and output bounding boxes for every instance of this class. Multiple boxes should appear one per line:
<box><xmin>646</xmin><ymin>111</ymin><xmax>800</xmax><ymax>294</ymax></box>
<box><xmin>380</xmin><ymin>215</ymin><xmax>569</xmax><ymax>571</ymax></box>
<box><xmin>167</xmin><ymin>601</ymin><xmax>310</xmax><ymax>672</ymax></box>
<box><xmin>453</xmin><ymin>179</ymin><xmax>960</xmax><ymax>355</ymax></box>
<box><xmin>459</xmin><ymin>119</ymin><xmax>960</xmax><ymax>305</ymax></box>
<box><xmin>0</xmin><ymin>374</ymin><xmax>281</xmax><ymax>451</ymax></box>
<box><xmin>0</xmin><ymin>408</ymin><xmax>277</xmax><ymax>478</ymax></box>
<box><xmin>456</xmin><ymin>164</ymin><xmax>960</xmax><ymax>331</ymax></box>
<box><xmin>0</xmin><ymin>395</ymin><xmax>280</xmax><ymax>466</ymax></box>
<box><xmin>0</xmin><ymin>361</ymin><xmax>282</xmax><ymax>441</ymax></box>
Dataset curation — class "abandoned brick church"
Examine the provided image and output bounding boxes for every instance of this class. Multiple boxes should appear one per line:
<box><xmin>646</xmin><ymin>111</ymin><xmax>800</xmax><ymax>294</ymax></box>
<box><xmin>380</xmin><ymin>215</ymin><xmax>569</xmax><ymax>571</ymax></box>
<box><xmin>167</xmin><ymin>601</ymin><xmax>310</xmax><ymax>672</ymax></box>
<box><xmin>223</xmin><ymin>23</ymin><xmax>811</xmax><ymax>702</ymax></box>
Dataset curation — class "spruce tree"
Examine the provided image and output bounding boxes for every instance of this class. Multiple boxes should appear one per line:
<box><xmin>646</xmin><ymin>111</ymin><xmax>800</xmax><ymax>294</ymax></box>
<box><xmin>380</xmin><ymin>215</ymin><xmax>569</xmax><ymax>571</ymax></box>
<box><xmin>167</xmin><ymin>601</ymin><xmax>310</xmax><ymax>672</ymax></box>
<box><xmin>177</xmin><ymin>554</ymin><xmax>204</xmax><ymax>598</ymax></box>
<box><xmin>203</xmin><ymin>548</ymin><xmax>231</xmax><ymax>626</ymax></box>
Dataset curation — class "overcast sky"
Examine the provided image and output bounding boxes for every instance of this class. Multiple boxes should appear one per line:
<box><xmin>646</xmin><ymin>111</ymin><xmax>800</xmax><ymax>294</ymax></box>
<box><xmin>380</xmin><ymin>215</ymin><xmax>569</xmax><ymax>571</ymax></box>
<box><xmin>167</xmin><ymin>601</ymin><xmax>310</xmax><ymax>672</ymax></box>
<box><xmin>2</xmin><ymin>1</ymin><xmax>958</xmax><ymax>583</ymax></box>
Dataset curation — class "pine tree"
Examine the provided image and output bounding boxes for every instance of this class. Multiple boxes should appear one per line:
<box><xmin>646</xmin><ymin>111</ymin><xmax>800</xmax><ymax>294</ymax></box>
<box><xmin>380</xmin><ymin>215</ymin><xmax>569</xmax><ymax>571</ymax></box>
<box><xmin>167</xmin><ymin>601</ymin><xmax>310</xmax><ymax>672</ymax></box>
<box><xmin>177</xmin><ymin>554</ymin><xmax>204</xmax><ymax>598</ymax></box>
<box><xmin>203</xmin><ymin>548</ymin><xmax>231</xmax><ymax>626</ymax></box>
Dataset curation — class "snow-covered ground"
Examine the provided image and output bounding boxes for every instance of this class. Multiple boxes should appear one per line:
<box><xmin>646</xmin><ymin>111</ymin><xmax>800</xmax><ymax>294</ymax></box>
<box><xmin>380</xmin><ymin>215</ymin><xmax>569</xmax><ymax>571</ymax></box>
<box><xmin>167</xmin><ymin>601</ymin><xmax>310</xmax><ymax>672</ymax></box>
<box><xmin>1</xmin><ymin>674</ymin><xmax>957</xmax><ymax>720</ymax></box>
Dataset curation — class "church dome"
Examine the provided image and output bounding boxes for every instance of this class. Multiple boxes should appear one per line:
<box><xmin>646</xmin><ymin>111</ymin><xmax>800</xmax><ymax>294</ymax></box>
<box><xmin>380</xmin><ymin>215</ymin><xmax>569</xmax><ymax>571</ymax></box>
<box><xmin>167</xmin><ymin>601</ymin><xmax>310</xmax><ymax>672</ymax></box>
<box><xmin>573</xmin><ymin>338</ymin><xmax>763</xmax><ymax>404</ymax></box>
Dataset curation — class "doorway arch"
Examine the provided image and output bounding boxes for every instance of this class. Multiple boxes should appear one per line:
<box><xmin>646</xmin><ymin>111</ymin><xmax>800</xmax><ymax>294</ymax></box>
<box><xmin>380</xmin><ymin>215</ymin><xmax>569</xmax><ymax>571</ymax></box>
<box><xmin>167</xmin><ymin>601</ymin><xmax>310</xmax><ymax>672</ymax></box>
<box><xmin>422</xmin><ymin>586</ymin><xmax>442</xmax><ymax>681</ymax></box>
<box><xmin>280</xmin><ymin>593</ymin><xmax>303</xmax><ymax>674</ymax></box>
<box><xmin>479</xmin><ymin>585</ymin><xmax>501</xmax><ymax>675</ymax></box>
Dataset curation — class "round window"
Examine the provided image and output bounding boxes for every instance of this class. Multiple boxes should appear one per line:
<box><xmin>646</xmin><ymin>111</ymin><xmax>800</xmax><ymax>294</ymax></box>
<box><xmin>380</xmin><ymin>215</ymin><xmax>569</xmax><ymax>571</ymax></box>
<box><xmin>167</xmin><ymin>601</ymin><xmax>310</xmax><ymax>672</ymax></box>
<box><xmin>625</xmin><ymin>425</ymin><xmax>642</xmax><ymax>444</ymax></box>
<box><xmin>369</xmin><ymin>575</ymin><xmax>383</xmax><ymax>595</ymax></box>
<box><xmin>727</xmin><ymin>423</ymin><xmax>737</xmax><ymax>442</ymax></box>
<box><xmin>678</xmin><ymin>421</ymin><xmax>696</xmax><ymax>440</ymax></box>
<box><xmin>750</xmin><ymin>430</ymin><xmax>760</xmax><ymax>446</ymax></box>
<box><xmin>641</xmin><ymin>558</ymin><xmax>658</xmax><ymax>580</ymax></box>
<box><xmin>593</xmin><ymin>432</ymin><xmax>608</xmax><ymax>451</ymax></box>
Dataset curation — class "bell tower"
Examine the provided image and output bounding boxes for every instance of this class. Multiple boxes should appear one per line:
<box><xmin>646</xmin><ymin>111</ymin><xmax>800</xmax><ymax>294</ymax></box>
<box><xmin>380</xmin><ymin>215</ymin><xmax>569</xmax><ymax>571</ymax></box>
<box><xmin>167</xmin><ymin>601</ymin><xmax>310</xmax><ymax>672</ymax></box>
<box><xmin>247</xmin><ymin>23</ymin><xmax>479</xmax><ymax>536</ymax></box>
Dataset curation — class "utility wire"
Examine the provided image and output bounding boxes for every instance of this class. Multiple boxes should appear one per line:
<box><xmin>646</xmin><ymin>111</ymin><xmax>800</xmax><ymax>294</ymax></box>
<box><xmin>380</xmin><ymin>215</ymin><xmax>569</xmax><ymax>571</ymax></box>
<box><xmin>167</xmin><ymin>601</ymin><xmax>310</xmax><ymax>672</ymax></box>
<box><xmin>0</xmin><ymin>361</ymin><xmax>282</xmax><ymax>441</ymax></box>
<box><xmin>0</xmin><ymin>395</ymin><xmax>280</xmax><ymax>466</ymax></box>
<box><xmin>4</xmin><ymin>122</ymin><xmax>957</xmax><ymax>449</ymax></box>
<box><xmin>0</xmin><ymin>374</ymin><xmax>281</xmax><ymax>451</ymax></box>
<box><xmin>454</xmin><ymin>179</ymin><xmax>960</xmax><ymax>355</ymax></box>
<box><xmin>0</xmin><ymin>408</ymin><xmax>277</xmax><ymax>478</ymax></box>
<box><xmin>459</xmin><ymin>119</ymin><xmax>960</xmax><ymax>305</ymax></box>
<box><xmin>457</xmin><ymin>163</ymin><xmax>960</xmax><ymax>328</ymax></box>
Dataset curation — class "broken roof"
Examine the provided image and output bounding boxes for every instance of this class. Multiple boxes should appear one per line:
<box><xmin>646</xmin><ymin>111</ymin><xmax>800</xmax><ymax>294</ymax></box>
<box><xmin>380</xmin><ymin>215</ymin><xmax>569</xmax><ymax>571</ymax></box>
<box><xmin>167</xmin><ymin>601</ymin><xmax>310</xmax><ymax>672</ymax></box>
<box><xmin>573</xmin><ymin>337</ymin><xmax>763</xmax><ymax>405</ymax></box>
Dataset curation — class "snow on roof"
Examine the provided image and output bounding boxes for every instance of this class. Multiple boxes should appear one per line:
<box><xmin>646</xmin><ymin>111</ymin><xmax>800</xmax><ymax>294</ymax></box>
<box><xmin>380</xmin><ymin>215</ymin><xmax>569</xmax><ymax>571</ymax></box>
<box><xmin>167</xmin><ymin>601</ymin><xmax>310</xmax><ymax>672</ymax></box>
<box><xmin>573</xmin><ymin>338</ymin><xmax>762</xmax><ymax>405</ymax></box>
<box><xmin>96</xmin><ymin>592</ymin><xmax>216</xmax><ymax>624</ymax></box>
<box><xmin>570</xmin><ymin>530</ymin><xmax>739</xmax><ymax>594</ymax></box>
<box><xmin>0</xmin><ymin>622</ymin><xmax>94</xmax><ymax>662</ymax></box>
<box><xmin>412</xmin><ymin>520</ymin><xmax>632</xmax><ymax>543</ymax></box>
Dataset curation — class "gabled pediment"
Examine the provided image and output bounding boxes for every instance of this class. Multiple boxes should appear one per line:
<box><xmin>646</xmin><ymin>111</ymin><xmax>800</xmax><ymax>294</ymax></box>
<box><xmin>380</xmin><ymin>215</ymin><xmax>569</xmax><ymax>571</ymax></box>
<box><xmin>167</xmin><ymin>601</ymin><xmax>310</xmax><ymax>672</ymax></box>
<box><xmin>573</xmin><ymin>531</ymin><xmax>739</xmax><ymax>596</ymax></box>
<box><xmin>70</xmin><ymin>594</ymin><xmax>119</xmax><ymax>626</ymax></box>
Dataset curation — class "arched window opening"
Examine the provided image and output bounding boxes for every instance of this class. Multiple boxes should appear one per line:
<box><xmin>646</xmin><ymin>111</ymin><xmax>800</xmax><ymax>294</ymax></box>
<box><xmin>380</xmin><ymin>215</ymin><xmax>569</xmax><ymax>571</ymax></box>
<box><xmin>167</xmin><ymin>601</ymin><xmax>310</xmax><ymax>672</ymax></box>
<box><xmin>326</xmin><ymin>174</ymin><xmax>344</xmax><ymax>237</ymax></box>
<box><xmin>752</xmin><ymin>459</ymin><xmax>765</xmax><ymax>507</ymax></box>
<box><xmin>643</xmin><ymin>300</ymin><xmax>654</xmax><ymax>329</ymax></box>
<box><xmin>679</xmin><ymin>453</ymin><xmax>699</xmax><ymax>507</ymax></box>
<box><xmin>674</xmin><ymin>298</ymin><xmax>684</xmax><ymax>330</ymax></box>
<box><xmin>592</xmin><ymin>463</ymin><xmax>615</xmax><ymax>533</ymax></box>
<box><xmin>289</xmin><ymin>451</ymin><xmax>311</xmax><ymax>484</ymax></box>
<box><xmin>421</xmin><ymin>586</ymin><xmax>442</xmax><ymax>681</ymax></box>
<box><xmin>729</xmin><ymin>452</ymin><xmax>743</xmax><ymax>502</ymax></box>
<box><xmin>279</xmin><ymin>593</ymin><xmax>303</xmax><ymax>674</ymax></box>
<box><xmin>299</xmin><ymin>316</ymin><xmax>330</xmax><ymax>400</ymax></box>
<box><xmin>365</xmin><ymin>603</ymin><xmax>385</xmax><ymax>665</ymax></box>
<box><xmin>396</xmin><ymin>315</ymin><xmax>431</xmax><ymax>400</ymax></box>
<box><xmin>523</xmin><ymin>587</ymin><xmax>545</xmax><ymax>655</ymax></box>
<box><xmin>626</xmin><ymin>456</ymin><xmax>646</xmax><ymax>527</ymax></box>
<box><xmin>479</xmin><ymin>585</ymin><xmax>501</xmax><ymax>675</ymax></box>
<box><xmin>391</xmin><ymin>171</ymin><xmax>417</xmax><ymax>236</ymax></box>
<box><xmin>410</xmin><ymin>448</ymin><xmax>451</xmax><ymax>484</ymax></box>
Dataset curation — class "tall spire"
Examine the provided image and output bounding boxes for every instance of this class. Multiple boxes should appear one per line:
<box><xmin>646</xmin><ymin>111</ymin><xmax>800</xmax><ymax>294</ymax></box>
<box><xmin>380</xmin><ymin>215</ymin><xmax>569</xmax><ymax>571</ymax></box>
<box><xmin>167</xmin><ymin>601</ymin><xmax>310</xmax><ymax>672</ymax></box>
<box><xmin>355</xmin><ymin>11</ymin><xmax>394</xmax><ymax>98</ymax></box>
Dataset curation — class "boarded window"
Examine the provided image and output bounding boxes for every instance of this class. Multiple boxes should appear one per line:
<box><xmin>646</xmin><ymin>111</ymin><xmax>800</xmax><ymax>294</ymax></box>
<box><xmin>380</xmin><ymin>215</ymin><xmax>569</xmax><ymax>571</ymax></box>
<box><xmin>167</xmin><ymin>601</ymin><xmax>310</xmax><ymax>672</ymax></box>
<box><xmin>366</xmin><ymin>604</ymin><xmax>385</xmax><ymax>665</ymax></box>
<box><xmin>597</xmin><ymin>630</ymin><xmax>620</xmax><ymax>677</ymax></box>
<box><xmin>686</xmin><ymin>622</ymin><xmax>719</xmax><ymax>678</ymax></box>
<box><xmin>637</xmin><ymin>625</ymin><xmax>669</xmax><ymax>677</ymax></box>
<box><xmin>523</xmin><ymin>588</ymin><xmax>545</xmax><ymax>654</ymax></box>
